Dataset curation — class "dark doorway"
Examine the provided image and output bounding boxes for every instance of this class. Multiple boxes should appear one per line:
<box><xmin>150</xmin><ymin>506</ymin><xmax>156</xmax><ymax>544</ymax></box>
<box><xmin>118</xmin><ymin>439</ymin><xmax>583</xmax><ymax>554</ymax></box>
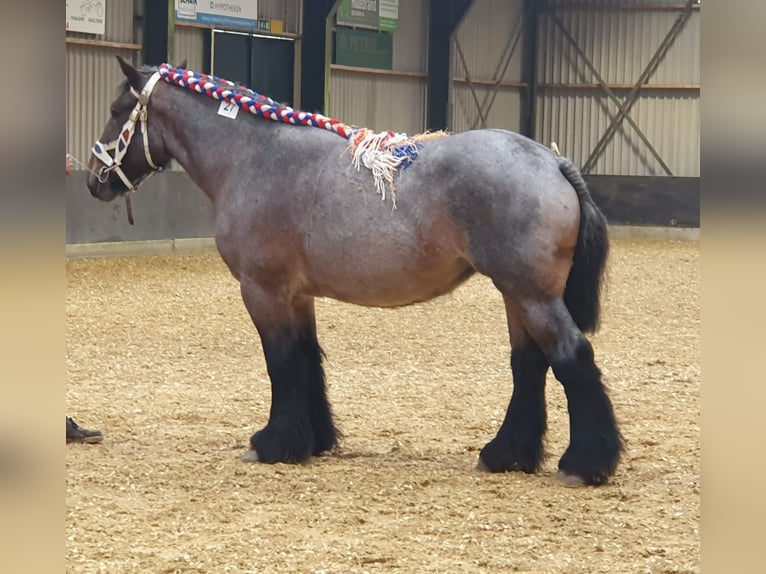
<box><xmin>212</xmin><ymin>30</ymin><xmax>295</xmax><ymax>105</ymax></box>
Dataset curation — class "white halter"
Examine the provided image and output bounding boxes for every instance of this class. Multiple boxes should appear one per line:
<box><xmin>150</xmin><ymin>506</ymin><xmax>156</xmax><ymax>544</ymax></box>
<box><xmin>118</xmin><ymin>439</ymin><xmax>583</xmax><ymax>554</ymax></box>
<box><xmin>91</xmin><ymin>71</ymin><xmax>163</xmax><ymax>192</ymax></box>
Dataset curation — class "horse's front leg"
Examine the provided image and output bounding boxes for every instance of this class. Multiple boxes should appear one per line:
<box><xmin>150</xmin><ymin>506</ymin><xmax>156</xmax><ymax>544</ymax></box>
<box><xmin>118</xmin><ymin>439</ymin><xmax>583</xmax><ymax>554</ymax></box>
<box><xmin>239</xmin><ymin>283</ymin><xmax>325</xmax><ymax>464</ymax></box>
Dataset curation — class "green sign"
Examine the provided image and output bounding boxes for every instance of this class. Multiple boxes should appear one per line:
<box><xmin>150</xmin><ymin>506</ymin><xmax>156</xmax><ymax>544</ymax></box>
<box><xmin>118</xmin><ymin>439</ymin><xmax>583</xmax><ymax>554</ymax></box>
<box><xmin>378</xmin><ymin>0</ymin><xmax>398</xmax><ymax>32</ymax></box>
<box><xmin>335</xmin><ymin>28</ymin><xmax>393</xmax><ymax>70</ymax></box>
<box><xmin>337</xmin><ymin>0</ymin><xmax>379</xmax><ymax>30</ymax></box>
<box><xmin>336</xmin><ymin>0</ymin><xmax>398</xmax><ymax>33</ymax></box>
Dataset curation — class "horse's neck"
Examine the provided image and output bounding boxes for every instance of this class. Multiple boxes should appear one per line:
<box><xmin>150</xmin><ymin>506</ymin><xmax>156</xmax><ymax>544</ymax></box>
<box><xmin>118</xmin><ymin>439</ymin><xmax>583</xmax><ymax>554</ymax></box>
<box><xmin>156</xmin><ymin>87</ymin><xmax>348</xmax><ymax>206</ymax></box>
<box><xmin>157</xmin><ymin>90</ymin><xmax>274</xmax><ymax>203</ymax></box>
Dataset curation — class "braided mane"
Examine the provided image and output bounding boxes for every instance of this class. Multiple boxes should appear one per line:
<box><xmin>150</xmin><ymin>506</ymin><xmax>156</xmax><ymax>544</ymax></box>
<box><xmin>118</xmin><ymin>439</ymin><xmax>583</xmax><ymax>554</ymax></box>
<box><xmin>155</xmin><ymin>63</ymin><xmax>447</xmax><ymax>205</ymax></box>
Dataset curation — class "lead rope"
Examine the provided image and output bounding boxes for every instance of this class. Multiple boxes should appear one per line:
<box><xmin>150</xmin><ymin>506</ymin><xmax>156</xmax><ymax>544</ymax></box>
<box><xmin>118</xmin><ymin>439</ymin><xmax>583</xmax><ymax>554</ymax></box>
<box><xmin>68</xmin><ymin>154</ymin><xmax>107</xmax><ymax>182</ymax></box>
<box><xmin>125</xmin><ymin>192</ymin><xmax>134</xmax><ymax>225</ymax></box>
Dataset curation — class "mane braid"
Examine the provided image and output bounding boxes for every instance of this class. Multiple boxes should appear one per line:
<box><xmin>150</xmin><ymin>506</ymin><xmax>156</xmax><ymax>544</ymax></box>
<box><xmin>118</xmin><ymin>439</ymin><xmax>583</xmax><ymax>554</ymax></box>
<box><xmin>157</xmin><ymin>63</ymin><xmax>448</xmax><ymax>206</ymax></box>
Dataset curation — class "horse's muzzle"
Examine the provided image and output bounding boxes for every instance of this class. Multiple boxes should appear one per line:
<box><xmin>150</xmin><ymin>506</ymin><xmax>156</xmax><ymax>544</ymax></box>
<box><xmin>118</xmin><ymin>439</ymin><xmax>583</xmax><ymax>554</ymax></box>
<box><xmin>86</xmin><ymin>158</ymin><xmax>120</xmax><ymax>201</ymax></box>
<box><xmin>86</xmin><ymin>172</ymin><xmax>101</xmax><ymax>198</ymax></box>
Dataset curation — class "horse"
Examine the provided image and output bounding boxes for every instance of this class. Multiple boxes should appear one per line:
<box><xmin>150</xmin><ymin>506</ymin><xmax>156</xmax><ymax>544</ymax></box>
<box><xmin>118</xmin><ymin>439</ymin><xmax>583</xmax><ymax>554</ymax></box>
<box><xmin>85</xmin><ymin>56</ymin><xmax>622</xmax><ymax>486</ymax></box>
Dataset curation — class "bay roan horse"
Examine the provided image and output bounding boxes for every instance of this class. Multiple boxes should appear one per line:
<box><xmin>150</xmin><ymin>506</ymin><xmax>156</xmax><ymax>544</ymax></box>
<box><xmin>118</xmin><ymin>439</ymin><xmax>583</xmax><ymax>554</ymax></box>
<box><xmin>87</xmin><ymin>57</ymin><xmax>622</xmax><ymax>486</ymax></box>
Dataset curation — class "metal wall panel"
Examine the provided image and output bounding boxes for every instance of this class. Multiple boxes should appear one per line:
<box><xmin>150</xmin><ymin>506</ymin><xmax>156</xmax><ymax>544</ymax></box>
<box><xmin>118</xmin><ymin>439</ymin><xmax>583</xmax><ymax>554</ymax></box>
<box><xmin>538</xmin><ymin>5</ymin><xmax>699</xmax><ymax>85</ymax></box>
<box><xmin>330</xmin><ymin>72</ymin><xmax>427</xmax><ymax>135</ymax></box>
<box><xmin>536</xmin><ymin>2</ymin><xmax>700</xmax><ymax>175</ymax></box>
<box><xmin>329</xmin><ymin>0</ymin><xmax>428</xmax><ymax>134</ymax></box>
<box><xmin>392</xmin><ymin>0</ymin><xmax>429</xmax><ymax>74</ymax></box>
<box><xmin>452</xmin><ymin>0</ymin><xmax>525</xmax><ymax>81</ymax></box>
<box><xmin>167</xmin><ymin>26</ymin><xmax>208</xmax><ymax>172</ymax></box>
<box><xmin>66</xmin><ymin>45</ymin><xmax>136</xmax><ymax>170</ymax></box>
<box><xmin>451</xmin><ymin>0</ymin><xmax>526</xmax><ymax>133</ymax></box>
<box><xmin>66</xmin><ymin>0</ymin><xmax>135</xmax><ymax>43</ymax></box>
<box><xmin>66</xmin><ymin>0</ymin><xmax>139</xmax><ymax>168</ymax></box>
<box><xmin>174</xmin><ymin>26</ymin><xmax>206</xmax><ymax>71</ymax></box>
<box><xmin>451</xmin><ymin>88</ymin><xmax>523</xmax><ymax>134</ymax></box>
<box><xmin>537</xmin><ymin>89</ymin><xmax>699</xmax><ymax>176</ymax></box>
<box><xmin>258</xmin><ymin>0</ymin><xmax>302</xmax><ymax>34</ymax></box>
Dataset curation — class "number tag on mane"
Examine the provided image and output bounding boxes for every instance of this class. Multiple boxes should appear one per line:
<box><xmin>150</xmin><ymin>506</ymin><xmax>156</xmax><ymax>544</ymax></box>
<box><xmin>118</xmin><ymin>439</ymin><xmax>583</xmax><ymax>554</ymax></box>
<box><xmin>217</xmin><ymin>101</ymin><xmax>239</xmax><ymax>119</ymax></box>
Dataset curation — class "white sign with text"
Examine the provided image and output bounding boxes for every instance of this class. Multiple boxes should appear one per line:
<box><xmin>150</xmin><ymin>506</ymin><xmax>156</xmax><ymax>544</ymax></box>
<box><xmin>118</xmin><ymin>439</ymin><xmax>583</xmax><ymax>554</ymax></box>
<box><xmin>217</xmin><ymin>100</ymin><xmax>240</xmax><ymax>119</ymax></box>
<box><xmin>175</xmin><ymin>0</ymin><xmax>259</xmax><ymax>29</ymax></box>
<box><xmin>66</xmin><ymin>1</ymin><xmax>106</xmax><ymax>35</ymax></box>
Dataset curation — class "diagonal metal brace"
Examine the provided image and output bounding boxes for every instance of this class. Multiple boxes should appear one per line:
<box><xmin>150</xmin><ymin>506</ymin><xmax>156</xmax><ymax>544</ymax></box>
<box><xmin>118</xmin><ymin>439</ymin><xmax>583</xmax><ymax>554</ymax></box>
<box><xmin>582</xmin><ymin>0</ymin><xmax>696</xmax><ymax>174</ymax></box>
<box><xmin>453</xmin><ymin>36</ymin><xmax>488</xmax><ymax>128</ymax></box>
<box><xmin>469</xmin><ymin>0</ymin><xmax>535</xmax><ymax>130</ymax></box>
<box><xmin>546</xmin><ymin>5</ymin><xmax>674</xmax><ymax>175</ymax></box>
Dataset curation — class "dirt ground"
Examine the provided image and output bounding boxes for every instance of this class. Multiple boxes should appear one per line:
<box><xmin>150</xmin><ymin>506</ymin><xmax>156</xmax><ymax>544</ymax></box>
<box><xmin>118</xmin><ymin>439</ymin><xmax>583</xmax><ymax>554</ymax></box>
<box><xmin>66</xmin><ymin>238</ymin><xmax>699</xmax><ymax>573</ymax></box>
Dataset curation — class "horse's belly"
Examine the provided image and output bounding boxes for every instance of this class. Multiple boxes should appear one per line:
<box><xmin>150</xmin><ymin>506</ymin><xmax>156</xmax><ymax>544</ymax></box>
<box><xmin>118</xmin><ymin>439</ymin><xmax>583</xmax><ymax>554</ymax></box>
<box><xmin>308</xmin><ymin>258</ymin><xmax>474</xmax><ymax>308</ymax></box>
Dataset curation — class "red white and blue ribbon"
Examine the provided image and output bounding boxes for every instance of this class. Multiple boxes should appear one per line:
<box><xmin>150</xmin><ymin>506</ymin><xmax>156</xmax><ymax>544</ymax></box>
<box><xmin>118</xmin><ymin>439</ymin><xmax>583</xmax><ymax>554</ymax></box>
<box><xmin>158</xmin><ymin>63</ymin><xmax>425</xmax><ymax>205</ymax></box>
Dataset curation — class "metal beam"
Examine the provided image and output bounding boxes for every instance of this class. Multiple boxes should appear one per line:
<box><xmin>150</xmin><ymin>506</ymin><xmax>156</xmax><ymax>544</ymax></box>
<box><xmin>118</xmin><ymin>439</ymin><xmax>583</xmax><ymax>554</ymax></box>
<box><xmin>300</xmin><ymin>0</ymin><xmax>341</xmax><ymax>115</ymax></box>
<box><xmin>448</xmin><ymin>0</ymin><xmax>474</xmax><ymax>33</ymax></box>
<box><xmin>521</xmin><ymin>0</ymin><xmax>539</xmax><ymax>139</ymax></box>
<box><xmin>427</xmin><ymin>0</ymin><xmax>474</xmax><ymax>131</ymax></box>
<box><xmin>143</xmin><ymin>0</ymin><xmax>171</xmax><ymax>66</ymax></box>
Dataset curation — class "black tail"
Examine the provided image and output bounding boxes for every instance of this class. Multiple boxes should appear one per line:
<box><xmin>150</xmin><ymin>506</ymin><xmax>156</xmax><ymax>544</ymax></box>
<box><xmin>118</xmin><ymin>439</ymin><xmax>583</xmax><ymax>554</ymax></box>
<box><xmin>559</xmin><ymin>160</ymin><xmax>609</xmax><ymax>334</ymax></box>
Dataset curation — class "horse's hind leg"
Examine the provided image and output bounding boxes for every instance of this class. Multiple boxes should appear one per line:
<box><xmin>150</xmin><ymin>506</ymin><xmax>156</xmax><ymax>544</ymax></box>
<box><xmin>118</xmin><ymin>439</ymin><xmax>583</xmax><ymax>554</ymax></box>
<box><xmin>519</xmin><ymin>298</ymin><xmax>622</xmax><ymax>485</ymax></box>
<box><xmin>479</xmin><ymin>297</ymin><xmax>549</xmax><ymax>473</ymax></box>
<box><xmin>239</xmin><ymin>284</ymin><xmax>338</xmax><ymax>463</ymax></box>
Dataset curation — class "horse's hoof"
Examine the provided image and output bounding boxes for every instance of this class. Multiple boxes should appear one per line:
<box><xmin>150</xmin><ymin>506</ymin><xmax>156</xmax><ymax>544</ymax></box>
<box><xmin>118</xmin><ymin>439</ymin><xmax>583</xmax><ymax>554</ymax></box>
<box><xmin>555</xmin><ymin>470</ymin><xmax>587</xmax><ymax>487</ymax></box>
<box><xmin>242</xmin><ymin>449</ymin><xmax>260</xmax><ymax>463</ymax></box>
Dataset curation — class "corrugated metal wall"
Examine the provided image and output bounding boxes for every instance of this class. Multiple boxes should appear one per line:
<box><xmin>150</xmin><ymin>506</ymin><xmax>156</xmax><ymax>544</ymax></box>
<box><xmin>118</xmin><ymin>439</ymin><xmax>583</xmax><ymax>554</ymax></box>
<box><xmin>66</xmin><ymin>46</ymin><xmax>136</xmax><ymax>167</ymax></box>
<box><xmin>66</xmin><ymin>1</ymin><xmax>700</xmax><ymax>179</ymax></box>
<box><xmin>168</xmin><ymin>26</ymin><xmax>208</xmax><ymax>172</ymax></box>
<box><xmin>451</xmin><ymin>0</ymin><xmax>526</xmax><ymax>134</ymax></box>
<box><xmin>536</xmin><ymin>0</ymin><xmax>700</xmax><ymax>176</ymax></box>
<box><xmin>174</xmin><ymin>26</ymin><xmax>206</xmax><ymax>74</ymax></box>
<box><xmin>259</xmin><ymin>0</ymin><xmax>302</xmax><ymax>33</ymax></box>
<box><xmin>67</xmin><ymin>1</ymin><xmax>302</xmax><ymax>170</ymax></box>
<box><xmin>329</xmin><ymin>0</ymin><xmax>428</xmax><ymax>134</ymax></box>
<box><xmin>66</xmin><ymin>0</ymin><xmax>135</xmax><ymax>43</ymax></box>
<box><xmin>66</xmin><ymin>0</ymin><xmax>139</xmax><ymax>167</ymax></box>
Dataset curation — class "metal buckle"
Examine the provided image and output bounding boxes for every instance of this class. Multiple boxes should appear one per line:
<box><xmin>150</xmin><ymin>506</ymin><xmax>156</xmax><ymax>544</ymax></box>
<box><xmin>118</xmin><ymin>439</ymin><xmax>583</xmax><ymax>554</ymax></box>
<box><xmin>97</xmin><ymin>165</ymin><xmax>112</xmax><ymax>183</ymax></box>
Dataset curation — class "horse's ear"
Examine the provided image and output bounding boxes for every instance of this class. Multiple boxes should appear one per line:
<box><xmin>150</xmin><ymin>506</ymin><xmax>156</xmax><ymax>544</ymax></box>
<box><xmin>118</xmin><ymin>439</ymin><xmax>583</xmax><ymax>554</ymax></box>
<box><xmin>115</xmin><ymin>55</ymin><xmax>146</xmax><ymax>92</ymax></box>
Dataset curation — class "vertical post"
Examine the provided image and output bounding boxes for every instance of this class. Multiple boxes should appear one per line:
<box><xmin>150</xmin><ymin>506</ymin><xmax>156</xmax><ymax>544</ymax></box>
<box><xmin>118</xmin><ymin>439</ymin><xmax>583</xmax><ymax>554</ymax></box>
<box><xmin>143</xmin><ymin>0</ymin><xmax>170</xmax><ymax>66</ymax></box>
<box><xmin>427</xmin><ymin>2</ymin><xmax>451</xmax><ymax>131</ymax></box>
<box><xmin>324</xmin><ymin>2</ymin><xmax>341</xmax><ymax>113</ymax></box>
<box><xmin>167</xmin><ymin>0</ymin><xmax>175</xmax><ymax>65</ymax></box>
<box><xmin>300</xmin><ymin>0</ymin><xmax>340</xmax><ymax>114</ymax></box>
<box><xmin>520</xmin><ymin>0</ymin><xmax>538</xmax><ymax>139</ymax></box>
<box><xmin>427</xmin><ymin>0</ymin><xmax>474</xmax><ymax>132</ymax></box>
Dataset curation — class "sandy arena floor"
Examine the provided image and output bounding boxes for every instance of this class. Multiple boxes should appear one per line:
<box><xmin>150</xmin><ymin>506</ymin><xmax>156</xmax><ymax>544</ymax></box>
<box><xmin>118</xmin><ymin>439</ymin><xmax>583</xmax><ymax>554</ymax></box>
<box><xmin>66</xmin><ymin>238</ymin><xmax>699</xmax><ymax>573</ymax></box>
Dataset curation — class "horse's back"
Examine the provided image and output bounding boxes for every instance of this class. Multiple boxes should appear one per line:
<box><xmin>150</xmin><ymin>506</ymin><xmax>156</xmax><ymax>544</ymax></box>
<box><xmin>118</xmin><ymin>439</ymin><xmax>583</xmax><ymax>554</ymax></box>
<box><xmin>408</xmin><ymin>128</ymin><xmax>573</xmax><ymax>201</ymax></box>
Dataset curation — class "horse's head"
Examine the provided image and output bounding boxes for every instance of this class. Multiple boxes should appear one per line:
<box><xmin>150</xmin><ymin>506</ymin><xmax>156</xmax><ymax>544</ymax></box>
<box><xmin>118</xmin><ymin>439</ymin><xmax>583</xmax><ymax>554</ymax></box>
<box><xmin>86</xmin><ymin>56</ymin><xmax>174</xmax><ymax>202</ymax></box>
